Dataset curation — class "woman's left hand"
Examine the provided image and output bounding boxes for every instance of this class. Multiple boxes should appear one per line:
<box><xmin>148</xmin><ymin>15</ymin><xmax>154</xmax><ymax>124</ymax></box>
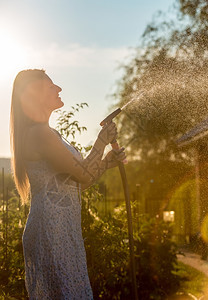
<box><xmin>103</xmin><ymin>147</ymin><xmax>126</xmax><ymax>169</ymax></box>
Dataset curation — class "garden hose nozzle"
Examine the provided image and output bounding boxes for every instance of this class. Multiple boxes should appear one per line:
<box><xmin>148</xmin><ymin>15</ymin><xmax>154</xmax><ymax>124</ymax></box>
<box><xmin>100</xmin><ymin>108</ymin><xmax>127</xmax><ymax>164</ymax></box>
<box><xmin>100</xmin><ymin>108</ymin><xmax>121</xmax><ymax>126</ymax></box>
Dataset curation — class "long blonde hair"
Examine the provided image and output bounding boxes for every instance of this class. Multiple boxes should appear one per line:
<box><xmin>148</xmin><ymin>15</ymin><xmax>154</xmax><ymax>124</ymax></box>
<box><xmin>10</xmin><ymin>69</ymin><xmax>46</xmax><ymax>203</ymax></box>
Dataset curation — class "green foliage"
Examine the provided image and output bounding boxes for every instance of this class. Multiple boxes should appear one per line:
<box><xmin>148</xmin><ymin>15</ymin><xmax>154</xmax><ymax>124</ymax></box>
<box><xmin>135</xmin><ymin>216</ymin><xmax>180</xmax><ymax>299</ymax></box>
<box><xmin>55</xmin><ymin>103</ymin><xmax>92</xmax><ymax>154</ymax></box>
<box><xmin>0</xmin><ymin>189</ymin><xmax>29</xmax><ymax>299</ymax></box>
<box><xmin>81</xmin><ymin>187</ymin><xmax>181</xmax><ymax>299</ymax></box>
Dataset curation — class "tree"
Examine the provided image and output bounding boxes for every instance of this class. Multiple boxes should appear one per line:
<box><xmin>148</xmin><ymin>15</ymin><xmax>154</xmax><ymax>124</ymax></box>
<box><xmin>112</xmin><ymin>0</ymin><xmax>208</xmax><ymax>162</ymax></box>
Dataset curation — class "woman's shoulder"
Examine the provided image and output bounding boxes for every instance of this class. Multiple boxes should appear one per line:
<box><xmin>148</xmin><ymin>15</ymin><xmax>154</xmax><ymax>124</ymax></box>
<box><xmin>27</xmin><ymin>124</ymin><xmax>61</xmax><ymax>141</ymax></box>
<box><xmin>24</xmin><ymin>124</ymin><xmax>62</xmax><ymax>161</ymax></box>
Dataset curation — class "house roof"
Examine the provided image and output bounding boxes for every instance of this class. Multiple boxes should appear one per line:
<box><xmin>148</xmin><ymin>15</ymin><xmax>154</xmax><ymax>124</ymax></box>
<box><xmin>176</xmin><ymin>117</ymin><xmax>208</xmax><ymax>147</ymax></box>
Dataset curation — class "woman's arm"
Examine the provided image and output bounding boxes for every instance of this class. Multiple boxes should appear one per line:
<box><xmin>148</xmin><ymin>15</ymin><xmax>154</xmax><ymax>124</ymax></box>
<box><xmin>29</xmin><ymin>123</ymin><xmax>117</xmax><ymax>184</ymax></box>
<box><xmin>81</xmin><ymin>147</ymin><xmax>126</xmax><ymax>191</ymax></box>
<box><xmin>81</xmin><ymin>159</ymin><xmax>107</xmax><ymax>191</ymax></box>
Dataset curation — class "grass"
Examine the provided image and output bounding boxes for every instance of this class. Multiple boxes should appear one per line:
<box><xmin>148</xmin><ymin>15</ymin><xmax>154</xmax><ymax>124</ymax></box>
<box><xmin>175</xmin><ymin>261</ymin><xmax>208</xmax><ymax>298</ymax></box>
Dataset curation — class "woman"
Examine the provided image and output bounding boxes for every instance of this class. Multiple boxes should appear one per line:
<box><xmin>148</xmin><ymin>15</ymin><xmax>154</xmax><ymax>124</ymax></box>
<box><xmin>10</xmin><ymin>69</ymin><xmax>126</xmax><ymax>299</ymax></box>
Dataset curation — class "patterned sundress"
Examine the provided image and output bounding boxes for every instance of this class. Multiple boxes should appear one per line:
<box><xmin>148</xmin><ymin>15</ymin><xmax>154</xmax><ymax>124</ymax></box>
<box><xmin>22</xmin><ymin>134</ymin><xmax>94</xmax><ymax>299</ymax></box>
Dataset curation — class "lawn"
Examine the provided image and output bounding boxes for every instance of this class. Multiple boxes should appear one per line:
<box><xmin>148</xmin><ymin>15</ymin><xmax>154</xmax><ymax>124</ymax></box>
<box><xmin>174</xmin><ymin>261</ymin><xmax>208</xmax><ymax>298</ymax></box>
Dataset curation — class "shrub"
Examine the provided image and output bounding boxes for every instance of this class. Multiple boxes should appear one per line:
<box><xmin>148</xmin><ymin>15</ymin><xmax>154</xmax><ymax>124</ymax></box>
<box><xmin>82</xmin><ymin>185</ymin><xmax>181</xmax><ymax>300</ymax></box>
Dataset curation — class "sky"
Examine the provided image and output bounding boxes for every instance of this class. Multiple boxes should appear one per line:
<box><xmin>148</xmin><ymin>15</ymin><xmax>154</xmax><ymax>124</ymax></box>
<box><xmin>0</xmin><ymin>0</ymin><xmax>175</xmax><ymax>157</ymax></box>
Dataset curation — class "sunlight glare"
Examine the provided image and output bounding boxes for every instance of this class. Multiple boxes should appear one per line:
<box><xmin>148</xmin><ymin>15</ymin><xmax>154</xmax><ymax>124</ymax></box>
<box><xmin>0</xmin><ymin>29</ymin><xmax>28</xmax><ymax>80</ymax></box>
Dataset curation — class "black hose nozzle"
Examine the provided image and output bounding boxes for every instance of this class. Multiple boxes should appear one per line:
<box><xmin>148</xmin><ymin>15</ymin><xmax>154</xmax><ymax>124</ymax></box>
<box><xmin>100</xmin><ymin>108</ymin><xmax>122</xmax><ymax>126</ymax></box>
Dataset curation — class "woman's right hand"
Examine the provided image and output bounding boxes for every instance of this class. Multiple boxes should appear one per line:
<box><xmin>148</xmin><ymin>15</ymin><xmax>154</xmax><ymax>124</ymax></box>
<box><xmin>98</xmin><ymin>121</ymin><xmax>118</xmax><ymax>145</ymax></box>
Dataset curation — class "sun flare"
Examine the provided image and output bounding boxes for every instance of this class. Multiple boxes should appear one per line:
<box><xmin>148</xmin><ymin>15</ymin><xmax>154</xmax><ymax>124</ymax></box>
<box><xmin>0</xmin><ymin>29</ymin><xmax>28</xmax><ymax>79</ymax></box>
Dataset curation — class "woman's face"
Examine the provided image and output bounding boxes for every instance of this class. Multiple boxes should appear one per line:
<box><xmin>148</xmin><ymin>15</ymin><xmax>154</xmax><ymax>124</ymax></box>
<box><xmin>40</xmin><ymin>75</ymin><xmax>63</xmax><ymax>111</ymax></box>
<box><xmin>20</xmin><ymin>74</ymin><xmax>63</xmax><ymax>122</ymax></box>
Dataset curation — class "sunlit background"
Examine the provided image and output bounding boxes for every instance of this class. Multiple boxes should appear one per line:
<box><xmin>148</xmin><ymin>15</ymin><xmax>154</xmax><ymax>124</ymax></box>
<box><xmin>4</xmin><ymin>1</ymin><xmax>208</xmax><ymax>299</ymax></box>
<box><xmin>0</xmin><ymin>0</ymin><xmax>174</xmax><ymax>157</ymax></box>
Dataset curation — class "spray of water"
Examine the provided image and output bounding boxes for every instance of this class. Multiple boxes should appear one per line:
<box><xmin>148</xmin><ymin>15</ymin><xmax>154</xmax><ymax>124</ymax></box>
<box><xmin>119</xmin><ymin>62</ymin><xmax>208</xmax><ymax>137</ymax></box>
<box><xmin>121</xmin><ymin>91</ymin><xmax>145</xmax><ymax>110</ymax></box>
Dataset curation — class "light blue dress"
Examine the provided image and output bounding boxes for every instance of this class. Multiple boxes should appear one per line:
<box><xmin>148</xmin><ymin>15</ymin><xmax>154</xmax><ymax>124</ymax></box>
<box><xmin>22</xmin><ymin>135</ymin><xmax>93</xmax><ymax>299</ymax></box>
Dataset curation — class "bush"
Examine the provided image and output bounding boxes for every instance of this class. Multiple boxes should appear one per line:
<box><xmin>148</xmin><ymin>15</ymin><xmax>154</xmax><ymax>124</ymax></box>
<box><xmin>135</xmin><ymin>216</ymin><xmax>180</xmax><ymax>299</ymax></box>
<box><xmin>82</xmin><ymin>185</ymin><xmax>181</xmax><ymax>300</ymax></box>
<box><xmin>0</xmin><ymin>191</ymin><xmax>29</xmax><ymax>299</ymax></box>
